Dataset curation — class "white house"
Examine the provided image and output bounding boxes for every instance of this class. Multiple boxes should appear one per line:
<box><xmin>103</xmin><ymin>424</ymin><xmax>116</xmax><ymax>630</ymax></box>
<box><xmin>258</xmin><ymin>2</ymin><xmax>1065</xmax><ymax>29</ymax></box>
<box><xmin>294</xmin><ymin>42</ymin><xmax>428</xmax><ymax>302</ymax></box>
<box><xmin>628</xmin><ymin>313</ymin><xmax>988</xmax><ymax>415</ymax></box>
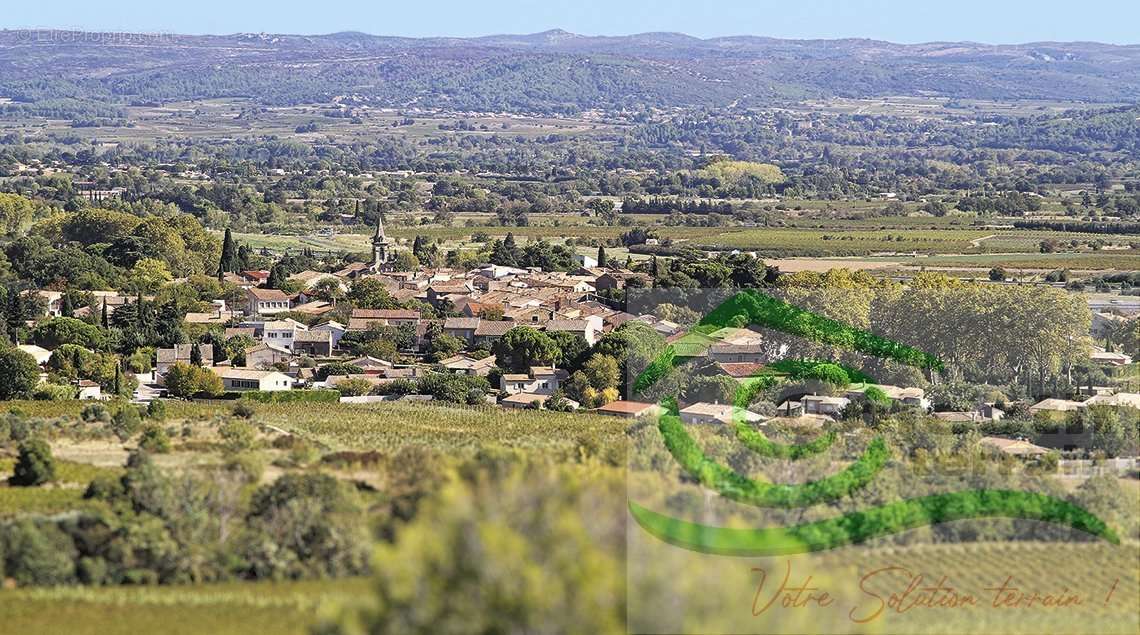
<box><xmin>246</xmin><ymin>287</ymin><xmax>292</xmax><ymax>316</ymax></box>
<box><xmin>1028</xmin><ymin>398</ymin><xmax>1085</xmax><ymax>415</ymax></box>
<box><xmin>679</xmin><ymin>402</ymin><xmax>766</xmax><ymax>425</ymax></box>
<box><xmin>544</xmin><ymin>317</ymin><xmax>601</xmax><ymax>347</ymax></box>
<box><xmin>76</xmin><ymin>380</ymin><xmax>104</xmax><ymax>400</ymax></box>
<box><xmin>17</xmin><ymin>344</ymin><xmax>52</xmax><ymax>365</ymax></box>
<box><xmin>574</xmin><ymin>253</ymin><xmax>598</xmax><ymax>269</ymax></box>
<box><xmin>801</xmin><ymin>395</ymin><xmax>850</xmax><ymax>417</ymax></box>
<box><xmin>1084</xmin><ymin>392</ymin><xmax>1140</xmax><ymax>409</ymax></box>
<box><xmin>261</xmin><ymin>319</ymin><xmax>307</xmax><ymax>351</ymax></box>
<box><xmin>499</xmin><ymin>366</ymin><xmax>568</xmax><ymax>396</ymax></box>
<box><xmin>217</xmin><ymin>368</ymin><xmax>293</xmax><ymax>392</ymax></box>
<box><xmin>312</xmin><ymin>320</ymin><xmax>347</xmax><ymax>349</ymax></box>
<box><xmin>347</xmin><ymin>355</ymin><xmax>395</xmax><ymax>373</ymax></box>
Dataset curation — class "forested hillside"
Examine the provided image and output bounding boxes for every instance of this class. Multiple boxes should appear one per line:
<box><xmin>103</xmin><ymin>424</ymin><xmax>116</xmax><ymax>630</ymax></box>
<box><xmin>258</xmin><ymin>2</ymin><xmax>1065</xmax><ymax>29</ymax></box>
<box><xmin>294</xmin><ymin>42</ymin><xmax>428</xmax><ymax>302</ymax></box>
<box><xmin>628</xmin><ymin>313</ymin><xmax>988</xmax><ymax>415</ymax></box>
<box><xmin>3</xmin><ymin>29</ymin><xmax>1140</xmax><ymax>115</ymax></box>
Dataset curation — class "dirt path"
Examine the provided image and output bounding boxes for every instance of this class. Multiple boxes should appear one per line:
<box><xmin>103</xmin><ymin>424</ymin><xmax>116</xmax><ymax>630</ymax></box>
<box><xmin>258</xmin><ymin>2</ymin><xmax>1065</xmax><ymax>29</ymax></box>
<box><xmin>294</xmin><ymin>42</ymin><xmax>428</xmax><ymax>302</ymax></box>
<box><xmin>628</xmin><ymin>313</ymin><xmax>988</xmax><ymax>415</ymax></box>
<box><xmin>968</xmin><ymin>233</ymin><xmax>997</xmax><ymax>248</ymax></box>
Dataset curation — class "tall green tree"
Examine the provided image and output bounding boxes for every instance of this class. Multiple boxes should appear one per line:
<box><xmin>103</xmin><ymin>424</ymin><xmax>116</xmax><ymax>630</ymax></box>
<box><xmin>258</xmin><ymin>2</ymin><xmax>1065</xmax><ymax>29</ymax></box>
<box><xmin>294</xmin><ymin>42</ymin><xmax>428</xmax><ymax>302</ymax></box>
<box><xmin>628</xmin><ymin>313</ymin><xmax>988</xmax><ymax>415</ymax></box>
<box><xmin>0</xmin><ymin>348</ymin><xmax>40</xmax><ymax>399</ymax></box>
<box><xmin>217</xmin><ymin>228</ymin><xmax>238</xmax><ymax>279</ymax></box>
<box><xmin>492</xmin><ymin>326</ymin><xmax>560</xmax><ymax>372</ymax></box>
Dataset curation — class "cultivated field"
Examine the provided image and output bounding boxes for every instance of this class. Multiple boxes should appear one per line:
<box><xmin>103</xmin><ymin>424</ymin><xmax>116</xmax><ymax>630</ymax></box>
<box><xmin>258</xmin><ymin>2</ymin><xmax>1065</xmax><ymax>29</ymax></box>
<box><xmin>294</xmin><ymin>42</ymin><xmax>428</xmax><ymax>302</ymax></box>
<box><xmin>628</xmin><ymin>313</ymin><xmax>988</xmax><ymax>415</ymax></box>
<box><xmin>0</xmin><ymin>578</ymin><xmax>370</xmax><ymax>635</ymax></box>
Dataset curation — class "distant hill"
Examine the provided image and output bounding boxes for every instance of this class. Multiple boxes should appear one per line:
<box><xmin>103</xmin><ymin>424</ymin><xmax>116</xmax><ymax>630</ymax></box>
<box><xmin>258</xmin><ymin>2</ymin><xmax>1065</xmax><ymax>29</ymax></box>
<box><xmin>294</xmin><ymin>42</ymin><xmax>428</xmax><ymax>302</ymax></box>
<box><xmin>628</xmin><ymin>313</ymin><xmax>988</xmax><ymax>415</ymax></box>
<box><xmin>2</xmin><ymin>29</ymin><xmax>1140</xmax><ymax>113</ymax></box>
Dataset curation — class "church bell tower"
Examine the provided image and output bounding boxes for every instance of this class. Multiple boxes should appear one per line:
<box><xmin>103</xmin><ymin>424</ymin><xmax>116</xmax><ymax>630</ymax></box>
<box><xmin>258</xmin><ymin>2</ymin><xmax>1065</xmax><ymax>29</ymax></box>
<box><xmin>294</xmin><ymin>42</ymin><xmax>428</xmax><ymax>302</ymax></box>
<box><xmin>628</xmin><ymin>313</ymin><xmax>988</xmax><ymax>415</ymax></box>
<box><xmin>371</xmin><ymin>212</ymin><xmax>393</xmax><ymax>271</ymax></box>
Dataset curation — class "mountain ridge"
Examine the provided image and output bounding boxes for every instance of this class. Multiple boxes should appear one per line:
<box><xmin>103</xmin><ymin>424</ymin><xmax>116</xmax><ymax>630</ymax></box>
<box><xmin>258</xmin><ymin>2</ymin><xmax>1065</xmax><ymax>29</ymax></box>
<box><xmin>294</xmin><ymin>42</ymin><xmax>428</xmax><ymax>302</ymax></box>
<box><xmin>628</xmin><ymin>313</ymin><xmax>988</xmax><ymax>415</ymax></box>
<box><xmin>3</xmin><ymin>28</ymin><xmax>1139</xmax><ymax>112</ymax></box>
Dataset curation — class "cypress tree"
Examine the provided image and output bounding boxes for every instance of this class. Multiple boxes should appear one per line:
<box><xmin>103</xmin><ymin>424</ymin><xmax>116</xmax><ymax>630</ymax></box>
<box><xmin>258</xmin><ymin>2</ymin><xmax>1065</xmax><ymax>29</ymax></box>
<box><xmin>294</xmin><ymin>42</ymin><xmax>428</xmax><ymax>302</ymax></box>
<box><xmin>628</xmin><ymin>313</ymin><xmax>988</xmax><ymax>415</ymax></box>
<box><xmin>112</xmin><ymin>363</ymin><xmax>123</xmax><ymax>397</ymax></box>
<box><xmin>218</xmin><ymin>228</ymin><xmax>237</xmax><ymax>279</ymax></box>
<box><xmin>100</xmin><ymin>299</ymin><xmax>109</xmax><ymax>329</ymax></box>
<box><xmin>267</xmin><ymin>264</ymin><xmax>288</xmax><ymax>289</ymax></box>
<box><xmin>6</xmin><ymin>290</ymin><xmax>23</xmax><ymax>336</ymax></box>
<box><xmin>61</xmin><ymin>292</ymin><xmax>74</xmax><ymax>318</ymax></box>
<box><xmin>597</xmin><ymin>245</ymin><xmax>607</xmax><ymax>268</ymax></box>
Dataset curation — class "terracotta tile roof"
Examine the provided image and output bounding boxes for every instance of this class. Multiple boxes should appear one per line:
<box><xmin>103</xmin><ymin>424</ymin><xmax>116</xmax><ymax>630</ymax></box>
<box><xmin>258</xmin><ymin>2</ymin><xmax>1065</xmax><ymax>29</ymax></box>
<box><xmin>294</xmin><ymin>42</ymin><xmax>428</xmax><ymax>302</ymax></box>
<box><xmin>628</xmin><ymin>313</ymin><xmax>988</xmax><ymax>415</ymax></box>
<box><xmin>594</xmin><ymin>400</ymin><xmax>657</xmax><ymax>416</ymax></box>
<box><xmin>247</xmin><ymin>287</ymin><xmax>290</xmax><ymax>301</ymax></box>
<box><xmin>443</xmin><ymin>317</ymin><xmax>481</xmax><ymax>330</ymax></box>
<box><xmin>294</xmin><ymin>330</ymin><xmax>332</xmax><ymax>343</ymax></box>
<box><xmin>474</xmin><ymin>320</ymin><xmax>513</xmax><ymax>337</ymax></box>
<box><xmin>224</xmin><ymin>327</ymin><xmax>256</xmax><ymax>339</ymax></box>
<box><xmin>157</xmin><ymin>344</ymin><xmax>213</xmax><ymax>364</ymax></box>
<box><xmin>545</xmin><ymin>319</ymin><xmax>589</xmax><ymax>332</ymax></box>
<box><xmin>717</xmin><ymin>362</ymin><xmax>767</xmax><ymax>378</ymax></box>
<box><xmin>351</xmin><ymin>308</ymin><xmax>420</xmax><ymax>320</ymax></box>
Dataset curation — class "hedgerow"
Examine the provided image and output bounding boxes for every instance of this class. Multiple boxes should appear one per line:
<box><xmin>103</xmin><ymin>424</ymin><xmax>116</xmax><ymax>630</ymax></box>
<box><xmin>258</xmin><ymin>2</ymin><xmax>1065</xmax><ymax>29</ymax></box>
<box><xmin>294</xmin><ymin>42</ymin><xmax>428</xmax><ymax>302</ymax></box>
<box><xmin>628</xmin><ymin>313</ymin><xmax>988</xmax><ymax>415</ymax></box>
<box><xmin>239</xmin><ymin>390</ymin><xmax>341</xmax><ymax>404</ymax></box>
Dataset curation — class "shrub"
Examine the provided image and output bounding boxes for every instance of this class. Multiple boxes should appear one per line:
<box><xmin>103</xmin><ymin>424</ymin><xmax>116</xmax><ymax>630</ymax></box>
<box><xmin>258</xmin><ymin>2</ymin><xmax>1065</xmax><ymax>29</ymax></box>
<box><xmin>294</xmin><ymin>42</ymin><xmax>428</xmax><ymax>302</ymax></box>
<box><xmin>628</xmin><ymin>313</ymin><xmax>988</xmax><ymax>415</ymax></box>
<box><xmin>32</xmin><ymin>382</ymin><xmax>77</xmax><ymax>401</ymax></box>
<box><xmin>81</xmin><ymin>402</ymin><xmax>112</xmax><ymax>423</ymax></box>
<box><xmin>243</xmin><ymin>473</ymin><xmax>370</xmax><ymax>580</ymax></box>
<box><xmin>146</xmin><ymin>399</ymin><xmax>167</xmax><ymax>420</ymax></box>
<box><xmin>800</xmin><ymin>363</ymin><xmax>851</xmax><ymax>387</ymax></box>
<box><xmin>336</xmin><ymin>377</ymin><xmax>374</xmax><ymax>397</ymax></box>
<box><xmin>223</xmin><ymin>451</ymin><xmax>265</xmax><ymax>484</ymax></box>
<box><xmin>317</xmin><ymin>462</ymin><xmax>623</xmax><ymax>633</ymax></box>
<box><xmin>219</xmin><ymin>419</ymin><xmax>256</xmax><ymax>453</ymax></box>
<box><xmin>232</xmin><ymin>401</ymin><xmax>257</xmax><ymax>419</ymax></box>
<box><xmin>418</xmin><ymin>373</ymin><xmax>490</xmax><ymax>404</ymax></box>
<box><xmin>164</xmin><ymin>362</ymin><xmax>223</xmax><ymax>399</ymax></box>
<box><xmin>84</xmin><ymin>473</ymin><xmax>126</xmax><ymax>500</ymax></box>
<box><xmin>863</xmin><ymin>386</ymin><xmax>893</xmax><ymax>408</ymax></box>
<box><xmin>137</xmin><ymin>424</ymin><xmax>172</xmax><ymax>453</ymax></box>
<box><xmin>111</xmin><ymin>406</ymin><xmax>143</xmax><ymax>442</ymax></box>
<box><xmin>0</xmin><ymin>519</ymin><xmax>78</xmax><ymax>585</ymax></box>
<box><xmin>316</xmin><ymin>361</ymin><xmax>365</xmax><ymax>381</ymax></box>
<box><xmin>9</xmin><ymin>438</ymin><xmax>56</xmax><ymax>486</ymax></box>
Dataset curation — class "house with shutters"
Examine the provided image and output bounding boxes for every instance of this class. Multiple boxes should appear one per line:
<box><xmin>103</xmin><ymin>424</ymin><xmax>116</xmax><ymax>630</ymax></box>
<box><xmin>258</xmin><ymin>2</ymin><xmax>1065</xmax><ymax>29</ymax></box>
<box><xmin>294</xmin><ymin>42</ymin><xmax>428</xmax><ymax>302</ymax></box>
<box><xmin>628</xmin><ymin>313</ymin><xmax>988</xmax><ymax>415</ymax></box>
<box><xmin>261</xmin><ymin>319</ymin><xmax>307</xmax><ymax>351</ymax></box>
<box><xmin>217</xmin><ymin>368</ymin><xmax>293</xmax><ymax>392</ymax></box>
<box><xmin>499</xmin><ymin>366</ymin><xmax>568</xmax><ymax>396</ymax></box>
<box><xmin>245</xmin><ymin>287</ymin><xmax>292</xmax><ymax>316</ymax></box>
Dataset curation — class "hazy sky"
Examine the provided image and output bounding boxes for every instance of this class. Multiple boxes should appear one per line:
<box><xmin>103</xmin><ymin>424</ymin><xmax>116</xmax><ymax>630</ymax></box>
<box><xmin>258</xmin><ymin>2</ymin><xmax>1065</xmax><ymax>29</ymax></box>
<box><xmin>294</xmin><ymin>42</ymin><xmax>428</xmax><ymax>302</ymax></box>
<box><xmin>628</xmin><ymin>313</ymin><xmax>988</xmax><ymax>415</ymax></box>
<box><xmin>5</xmin><ymin>0</ymin><xmax>1139</xmax><ymax>45</ymax></box>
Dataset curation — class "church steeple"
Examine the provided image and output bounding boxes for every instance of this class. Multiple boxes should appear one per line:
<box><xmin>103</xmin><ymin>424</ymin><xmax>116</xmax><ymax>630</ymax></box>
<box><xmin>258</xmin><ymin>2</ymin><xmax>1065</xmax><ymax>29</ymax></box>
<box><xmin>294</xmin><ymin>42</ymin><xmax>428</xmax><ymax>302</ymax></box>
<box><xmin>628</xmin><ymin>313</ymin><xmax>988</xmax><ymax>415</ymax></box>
<box><xmin>373</xmin><ymin>210</ymin><xmax>387</xmax><ymax>241</ymax></box>
<box><xmin>371</xmin><ymin>211</ymin><xmax>392</xmax><ymax>270</ymax></box>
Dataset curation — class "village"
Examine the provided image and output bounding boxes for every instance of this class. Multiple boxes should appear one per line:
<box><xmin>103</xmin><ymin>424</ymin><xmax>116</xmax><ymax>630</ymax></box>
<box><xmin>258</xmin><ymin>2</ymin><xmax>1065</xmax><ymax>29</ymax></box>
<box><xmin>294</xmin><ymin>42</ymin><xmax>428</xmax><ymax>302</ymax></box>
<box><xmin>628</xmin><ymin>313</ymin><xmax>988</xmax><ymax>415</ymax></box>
<box><xmin>7</xmin><ymin>212</ymin><xmax>1137</xmax><ymax>464</ymax></box>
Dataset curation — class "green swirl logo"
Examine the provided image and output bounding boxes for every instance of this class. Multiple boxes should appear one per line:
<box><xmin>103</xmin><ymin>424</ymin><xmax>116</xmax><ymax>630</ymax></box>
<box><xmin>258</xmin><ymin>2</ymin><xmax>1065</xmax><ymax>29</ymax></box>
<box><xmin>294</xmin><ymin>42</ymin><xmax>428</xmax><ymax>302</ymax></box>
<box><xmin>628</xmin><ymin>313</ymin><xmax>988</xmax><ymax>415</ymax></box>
<box><xmin>629</xmin><ymin>289</ymin><xmax>1119</xmax><ymax>556</ymax></box>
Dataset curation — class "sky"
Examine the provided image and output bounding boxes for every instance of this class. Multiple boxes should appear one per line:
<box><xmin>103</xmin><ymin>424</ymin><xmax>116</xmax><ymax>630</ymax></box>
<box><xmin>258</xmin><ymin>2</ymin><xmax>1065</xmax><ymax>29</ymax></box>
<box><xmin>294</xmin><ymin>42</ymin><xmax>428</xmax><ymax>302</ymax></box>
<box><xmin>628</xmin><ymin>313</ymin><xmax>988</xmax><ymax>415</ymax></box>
<box><xmin>5</xmin><ymin>0</ymin><xmax>1139</xmax><ymax>45</ymax></box>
